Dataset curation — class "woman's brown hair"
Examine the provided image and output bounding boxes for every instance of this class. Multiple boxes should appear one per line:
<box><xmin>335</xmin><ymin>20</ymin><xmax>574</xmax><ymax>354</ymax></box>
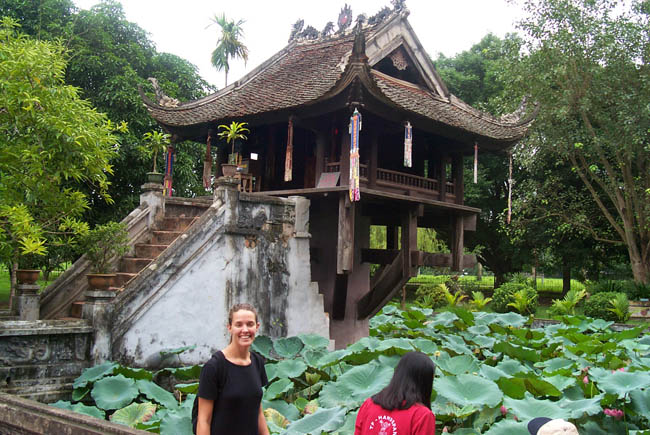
<box><xmin>228</xmin><ymin>303</ymin><xmax>258</xmax><ymax>325</ymax></box>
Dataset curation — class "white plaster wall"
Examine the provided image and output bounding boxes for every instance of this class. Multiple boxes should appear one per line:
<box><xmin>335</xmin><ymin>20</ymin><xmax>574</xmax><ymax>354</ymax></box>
<box><xmin>113</xmin><ymin>193</ymin><xmax>330</xmax><ymax>367</ymax></box>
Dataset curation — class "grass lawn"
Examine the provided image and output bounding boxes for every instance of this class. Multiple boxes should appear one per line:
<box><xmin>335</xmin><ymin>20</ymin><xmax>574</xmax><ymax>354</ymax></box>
<box><xmin>410</xmin><ymin>274</ymin><xmax>585</xmax><ymax>293</ymax></box>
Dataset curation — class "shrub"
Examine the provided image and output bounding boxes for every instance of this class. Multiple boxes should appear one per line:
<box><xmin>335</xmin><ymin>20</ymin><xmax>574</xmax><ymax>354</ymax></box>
<box><xmin>469</xmin><ymin>291</ymin><xmax>492</xmax><ymax>311</ymax></box>
<box><xmin>587</xmin><ymin>280</ymin><xmax>641</xmax><ymax>299</ymax></box>
<box><xmin>549</xmin><ymin>289</ymin><xmax>587</xmax><ymax>316</ymax></box>
<box><xmin>492</xmin><ymin>282</ymin><xmax>538</xmax><ymax>314</ymax></box>
<box><xmin>415</xmin><ymin>283</ymin><xmax>448</xmax><ymax>309</ymax></box>
<box><xmin>584</xmin><ymin>291</ymin><xmax>627</xmax><ymax>322</ymax></box>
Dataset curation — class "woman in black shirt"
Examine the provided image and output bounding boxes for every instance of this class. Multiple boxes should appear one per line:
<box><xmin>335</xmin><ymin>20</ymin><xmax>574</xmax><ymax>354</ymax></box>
<box><xmin>196</xmin><ymin>303</ymin><xmax>269</xmax><ymax>435</ymax></box>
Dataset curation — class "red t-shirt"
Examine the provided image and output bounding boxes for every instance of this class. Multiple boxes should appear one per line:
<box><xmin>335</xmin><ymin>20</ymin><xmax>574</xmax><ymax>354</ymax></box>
<box><xmin>354</xmin><ymin>398</ymin><xmax>436</xmax><ymax>435</ymax></box>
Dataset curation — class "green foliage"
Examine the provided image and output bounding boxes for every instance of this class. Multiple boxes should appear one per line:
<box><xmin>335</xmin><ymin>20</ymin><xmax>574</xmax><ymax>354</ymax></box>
<box><xmin>513</xmin><ymin>0</ymin><xmax>650</xmax><ymax>284</ymax></box>
<box><xmin>469</xmin><ymin>291</ymin><xmax>492</xmax><ymax>311</ymax></box>
<box><xmin>109</xmin><ymin>402</ymin><xmax>157</xmax><ymax>428</ymax></box>
<box><xmin>584</xmin><ymin>292</ymin><xmax>626</xmax><ymax>322</ymax></box>
<box><xmin>415</xmin><ymin>283</ymin><xmax>448</xmax><ymax>309</ymax></box>
<box><xmin>587</xmin><ymin>280</ymin><xmax>648</xmax><ymax>300</ymax></box>
<box><xmin>549</xmin><ymin>289</ymin><xmax>587</xmax><ymax>316</ymax></box>
<box><xmin>140</xmin><ymin>131</ymin><xmax>171</xmax><ymax>173</ymax></box>
<box><xmin>217</xmin><ymin>121</ymin><xmax>249</xmax><ymax>164</ymax></box>
<box><xmin>443</xmin><ymin>285</ymin><xmax>468</xmax><ymax>307</ymax></box>
<box><xmin>81</xmin><ymin>222</ymin><xmax>130</xmax><ymax>273</ymax></box>
<box><xmin>57</xmin><ymin>306</ymin><xmax>650</xmax><ymax>434</ymax></box>
<box><xmin>0</xmin><ymin>17</ymin><xmax>117</xmax><ymax>268</ymax></box>
<box><xmin>507</xmin><ymin>289</ymin><xmax>536</xmax><ymax>315</ymax></box>
<box><xmin>492</xmin><ymin>282</ymin><xmax>538</xmax><ymax>314</ymax></box>
<box><xmin>607</xmin><ymin>293</ymin><xmax>630</xmax><ymax>323</ymax></box>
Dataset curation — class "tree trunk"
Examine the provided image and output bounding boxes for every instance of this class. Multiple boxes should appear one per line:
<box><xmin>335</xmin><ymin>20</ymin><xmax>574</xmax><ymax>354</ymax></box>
<box><xmin>494</xmin><ymin>273</ymin><xmax>506</xmax><ymax>289</ymax></box>
<box><xmin>476</xmin><ymin>262</ymin><xmax>483</xmax><ymax>281</ymax></box>
<box><xmin>562</xmin><ymin>259</ymin><xmax>571</xmax><ymax>295</ymax></box>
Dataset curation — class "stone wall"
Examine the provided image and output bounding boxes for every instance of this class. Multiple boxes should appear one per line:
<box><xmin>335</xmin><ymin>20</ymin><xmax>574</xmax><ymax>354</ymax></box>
<box><xmin>108</xmin><ymin>180</ymin><xmax>330</xmax><ymax>367</ymax></box>
<box><xmin>0</xmin><ymin>392</ymin><xmax>147</xmax><ymax>434</ymax></box>
<box><xmin>0</xmin><ymin>320</ymin><xmax>93</xmax><ymax>402</ymax></box>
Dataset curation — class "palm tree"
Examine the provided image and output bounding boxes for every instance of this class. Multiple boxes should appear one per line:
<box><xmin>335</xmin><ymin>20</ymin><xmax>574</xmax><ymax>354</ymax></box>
<box><xmin>209</xmin><ymin>14</ymin><xmax>249</xmax><ymax>87</ymax></box>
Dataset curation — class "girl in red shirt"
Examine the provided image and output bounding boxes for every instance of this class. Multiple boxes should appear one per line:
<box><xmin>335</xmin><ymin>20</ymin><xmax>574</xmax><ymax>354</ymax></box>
<box><xmin>355</xmin><ymin>351</ymin><xmax>436</xmax><ymax>435</ymax></box>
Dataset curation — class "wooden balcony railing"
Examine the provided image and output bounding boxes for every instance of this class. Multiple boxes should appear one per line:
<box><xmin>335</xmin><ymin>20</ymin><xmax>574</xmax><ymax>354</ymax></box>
<box><xmin>376</xmin><ymin>167</ymin><xmax>439</xmax><ymax>193</ymax></box>
<box><xmin>322</xmin><ymin>161</ymin><xmax>455</xmax><ymax>198</ymax></box>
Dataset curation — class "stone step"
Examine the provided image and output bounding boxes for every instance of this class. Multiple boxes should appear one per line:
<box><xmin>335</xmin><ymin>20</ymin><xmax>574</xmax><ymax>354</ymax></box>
<box><xmin>165</xmin><ymin>201</ymin><xmax>209</xmax><ymax>218</ymax></box>
<box><xmin>159</xmin><ymin>216</ymin><xmax>197</xmax><ymax>232</ymax></box>
<box><xmin>135</xmin><ymin>243</ymin><xmax>168</xmax><ymax>258</ymax></box>
<box><xmin>115</xmin><ymin>272</ymin><xmax>137</xmax><ymax>288</ymax></box>
<box><xmin>120</xmin><ymin>257</ymin><xmax>153</xmax><ymax>274</ymax></box>
<box><xmin>151</xmin><ymin>230</ymin><xmax>182</xmax><ymax>245</ymax></box>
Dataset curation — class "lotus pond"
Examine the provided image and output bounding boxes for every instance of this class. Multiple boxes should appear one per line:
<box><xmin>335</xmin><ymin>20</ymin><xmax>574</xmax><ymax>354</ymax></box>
<box><xmin>52</xmin><ymin>304</ymin><xmax>650</xmax><ymax>434</ymax></box>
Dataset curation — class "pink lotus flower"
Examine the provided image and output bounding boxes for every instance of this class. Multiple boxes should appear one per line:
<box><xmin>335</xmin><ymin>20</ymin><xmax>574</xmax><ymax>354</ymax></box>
<box><xmin>604</xmin><ymin>408</ymin><xmax>624</xmax><ymax>419</ymax></box>
<box><xmin>500</xmin><ymin>405</ymin><xmax>507</xmax><ymax>416</ymax></box>
<box><xmin>583</xmin><ymin>375</ymin><xmax>589</xmax><ymax>384</ymax></box>
<box><xmin>442</xmin><ymin>426</ymin><xmax>449</xmax><ymax>433</ymax></box>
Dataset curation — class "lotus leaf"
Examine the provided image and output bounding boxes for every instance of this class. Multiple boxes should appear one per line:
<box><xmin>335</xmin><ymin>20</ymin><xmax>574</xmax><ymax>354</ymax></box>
<box><xmin>536</xmin><ymin>357</ymin><xmax>575</xmax><ymax>372</ymax></box>
<box><xmin>162</xmin><ymin>365</ymin><xmax>201</xmax><ymax>380</ymax></box>
<box><xmin>115</xmin><ymin>366</ymin><xmax>153</xmax><ymax>381</ymax></box>
<box><xmin>382</xmin><ymin>305</ymin><xmax>398</xmax><ymax>314</ymax></box>
<box><xmin>496</xmin><ymin>358</ymin><xmax>530</xmax><ymax>376</ymax></box>
<box><xmin>430</xmin><ymin>311</ymin><xmax>458</xmax><ymax>327</ymax></box>
<box><xmin>284</xmin><ymin>406</ymin><xmax>346</xmax><ymax>435</ymax></box>
<box><xmin>265</xmin><ymin>399</ymin><xmax>301</xmax><ymax>421</ymax></box>
<box><xmin>556</xmin><ymin>394</ymin><xmax>603</xmax><ymax>418</ymax></box>
<box><xmin>597</xmin><ymin>371</ymin><xmax>650</xmax><ymax>397</ymax></box>
<box><xmin>543</xmin><ymin>375</ymin><xmax>576</xmax><ymax>392</ymax></box>
<box><xmin>91</xmin><ymin>375</ymin><xmax>139</xmax><ymax>410</ymax></box>
<box><xmin>110</xmin><ymin>402</ymin><xmax>157</xmax><ymax>427</ymax></box>
<box><xmin>503</xmin><ymin>395</ymin><xmax>570</xmax><ymax>421</ymax></box>
<box><xmin>71</xmin><ymin>386</ymin><xmax>90</xmax><ymax>401</ymax></box>
<box><xmin>136</xmin><ymin>379</ymin><xmax>178</xmax><ymax>409</ymax></box>
<box><xmin>298</xmin><ymin>333</ymin><xmax>330</xmax><ymax>349</ymax></box>
<box><xmin>493</xmin><ymin>340</ymin><xmax>541</xmax><ymax>363</ymax></box>
<box><xmin>376</xmin><ymin>337</ymin><xmax>415</xmax><ymax>352</ymax></box>
<box><xmin>159</xmin><ymin>410</ymin><xmax>192</xmax><ymax>435</ymax></box>
<box><xmin>264</xmin><ymin>406</ymin><xmax>290</xmax><ymax>428</ymax></box>
<box><xmin>301</xmin><ymin>348</ymin><xmax>327</xmax><ymax>367</ymax></box>
<box><xmin>412</xmin><ymin>338</ymin><xmax>438</xmax><ymax>355</ymax></box>
<box><xmin>264</xmin><ymin>378</ymin><xmax>294</xmax><ymax>400</ymax></box>
<box><xmin>331</xmin><ymin>410</ymin><xmax>357</xmax><ymax>435</ymax></box>
<box><xmin>265</xmin><ymin>363</ymin><xmax>278</xmax><ymax>381</ymax></box>
<box><xmin>436</xmin><ymin>354</ymin><xmax>480</xmax><ymax>376</ymax></box>
<box><xmin>319</xmin><ymin>362</ymin><xmax>393</xmax><ymax>409</ymax></box>
<box><xmin>73</xmin><ymin>361</ymin><xmax>119</xmax><ymax>389</ymax></box>
<box><xmin>274</xmin><ymin>337</ymin><xmax>304</xmax><ymax>358</ymax></box>
<box><xmin>51</xmin><ymin>401</ymin><xmax>106</xmax><ymax>420</ymax></box>
<box><xmin>274</xmin><ymin>359</ymin><xmax>307</xmax><ymax>379</ymax></box>
<box><xmin>440</xmin><ymin>334</ymin><xmax>473</xmax><ymax>355</ymax></box>
<box><xmin>252</xmin><ymin>335</ymin><xmax>274</xmax><ymax>359</ymax></box>
<box><xmin>174</xmin><ymin>382</ymin><xmax>198</xmax><ymax>394</ymax></box>
<box><xmin>482</xmin><ymin>418</ymin><xmax>529</xmax><ymax>434</ymax></box>
<box><xmin>316</xmin><ymin>348</ymin><xmax>352</xmax><ymax>368</ymax></box>
<box><xmin>630</xmin><ymin>389</ymin><xmax>650</xmax><ymax>417</ymax></box>
<box><xmin>435</xmin><ymin>374</ymin><xmax>502</xmax><ymax>407</ymax></box>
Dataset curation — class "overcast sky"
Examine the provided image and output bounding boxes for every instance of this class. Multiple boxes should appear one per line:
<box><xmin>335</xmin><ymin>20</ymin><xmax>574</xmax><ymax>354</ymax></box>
<box><xmin>73</xmin><ymin>0</ymin><xmax>524</xmax><ymax>89</ymax></box>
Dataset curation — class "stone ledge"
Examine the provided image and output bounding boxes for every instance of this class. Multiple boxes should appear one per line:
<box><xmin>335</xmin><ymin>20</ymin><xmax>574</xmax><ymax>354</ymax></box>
<box><xmin>0</xmin><ymin>319</ymin><xmax>93</xmax><ymax>336</ymax></box>
<box><xmin>0</xmin><ymin>392</ymin><xmax>149</xmax><ymax>434</ymax></box>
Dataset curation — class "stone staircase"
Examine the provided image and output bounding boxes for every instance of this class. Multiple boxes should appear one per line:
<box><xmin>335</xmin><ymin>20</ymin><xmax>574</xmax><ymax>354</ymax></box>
<box><xmin>67</xmin><ymin>201</ymin><xmax>207</xmax><ymax>319</ymax></box>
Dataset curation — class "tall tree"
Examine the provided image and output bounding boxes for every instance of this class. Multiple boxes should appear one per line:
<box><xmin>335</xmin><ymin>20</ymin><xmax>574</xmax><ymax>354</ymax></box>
<box><xmin>0</xmin><ymin>17</ymin><xmax>119</xmax><ymax>295</ymax></box>
<box><xmin>209</xmin><ymin>13</ymin><xmax>249</xmax><ymax>87</ymax></box>
<box><xmin>436</xmin><ymin>34</ymin><xmax>533</xmax><ymax>286</ymax></box>
<box><xmin>513</xmin><ymin>0</ymin><xmax>650</xmax><ymax>283</ymax></box>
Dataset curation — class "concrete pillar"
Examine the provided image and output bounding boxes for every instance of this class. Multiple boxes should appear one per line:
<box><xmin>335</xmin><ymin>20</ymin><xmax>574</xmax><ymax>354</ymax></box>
<box><xmin>289</xmin><ymin>196</ymin><xmax>310</xmax><ymax>238</ymax></box>
<box><xmin>82</xmin><ymin>290</ymin><xmax>116</xmax><ymax>364</ymax></box>
<box><xmin>214</xmin><ymin>176</ymin><xmax>240</xmax><ymax>227</ymax></box>
<box><xmin>16</xmin><ymin>284</ymin><xmax>40</xmax><ymax>321</ymax></box>
<box><xmin>140</xmin><ymin>182</ymin><xmax>165</xmax><ymax>228</ymax></box>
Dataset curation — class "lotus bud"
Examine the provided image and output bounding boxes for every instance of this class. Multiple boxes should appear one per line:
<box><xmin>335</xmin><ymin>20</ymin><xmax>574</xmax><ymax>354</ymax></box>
<box><xmin>582</xmin><ymin>375</ymin><xmax>589</xmax><ymax>384</ymax></box>
<box><xmin>500</xmin><ymin>405</ymin><xmax>507</xmax><ymax>416</ymax></box>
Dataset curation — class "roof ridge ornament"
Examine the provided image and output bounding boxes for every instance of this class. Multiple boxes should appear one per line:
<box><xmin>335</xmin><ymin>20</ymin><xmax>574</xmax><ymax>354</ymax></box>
<box><xmin>337</xmin><ymin>4</ymin><xmax>353</xmax><ymax>33</ymax></box>
<box><xmin>147</xmin><ymin>77</ymin><xmax>179</xmax><ymax>108</ymax></box>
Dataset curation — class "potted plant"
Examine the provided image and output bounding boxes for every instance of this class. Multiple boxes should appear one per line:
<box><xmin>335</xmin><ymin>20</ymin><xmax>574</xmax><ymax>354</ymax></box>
<box><xmin>141</xmin><ymin>130</ymin><xmax>171</xmax><ymax>184</ymax></box>
<box><xmin>81</xmin><ymin>221</ymin><xmax>130</xmax><ymax>290</ymax></box>
<box><xmin>16</xmin><ymin>253</ymin><xmax>41</xmax><ymax>285</ymax></box>
<box><xmin>217</xmin><ymin>121</ymin><xmax>249</xmax><ymax>177</ymax></box>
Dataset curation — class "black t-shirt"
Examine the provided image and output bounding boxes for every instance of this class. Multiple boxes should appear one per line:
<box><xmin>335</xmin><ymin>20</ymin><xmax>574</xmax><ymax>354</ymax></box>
<box><xmin>198</xmin><ymin>351</ymin><xmax>268</xmax><ymax>435</ymax></box>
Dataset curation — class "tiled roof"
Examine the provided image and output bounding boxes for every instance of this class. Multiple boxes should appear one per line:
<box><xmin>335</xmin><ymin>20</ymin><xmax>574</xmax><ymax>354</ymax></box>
<box><xmin>370</xmin><ymin>71</ymin><xmax>532</xmax><ymax>141</ymax></box>
<box><xmin>143</xmin><ymin>30</ymin><xmax>532</xmax><ymax>143</ymax></box>
<box><xmin>143</xmin><ymin>36</ymin><xmax>355</xmax><ymax>127</ymax></box>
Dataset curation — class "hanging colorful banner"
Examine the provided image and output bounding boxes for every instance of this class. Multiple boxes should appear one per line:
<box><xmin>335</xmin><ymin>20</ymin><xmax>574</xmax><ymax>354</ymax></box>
<box><xmin>202</xmin><ymin>133</ymin><xmax>212</xmax><ymax>189</ymax></box>
<box><xmin>473</xmin><ymin>142</ymin><xmax>478</xmax><ymax>184</ymax></box>
<box><xmin>164</xmin><ymin>145</ymin><xmax>175</xmax><ymax>197</ymax></box>
<box><xmin>404</xmin><ymin>121</ymin><xmax>412</xmax><ymax>167</ymax></box>
<box><xmin>284</xmin><ymin>117</ymin><xmax>294</xmax><ymax>182</ymax></box>
<box><xmin>349</xmin><ymin>108</ymin><xmax>362</xmax><ymax>202</ymax></box>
